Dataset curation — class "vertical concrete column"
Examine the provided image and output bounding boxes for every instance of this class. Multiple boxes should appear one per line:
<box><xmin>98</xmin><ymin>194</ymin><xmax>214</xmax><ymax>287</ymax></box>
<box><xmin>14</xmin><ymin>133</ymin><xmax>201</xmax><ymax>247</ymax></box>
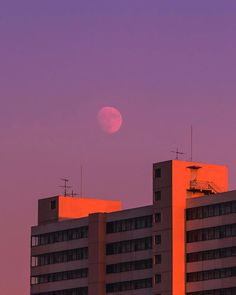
<box><xmin>153</xmin><ymin>161</ymin><xmax>173</xmax><ymax>295</ymax></box>
<box><xmin>88</xmin><ymin>213</ymin><xmax>106</xmax><ymax>295</ymax></box>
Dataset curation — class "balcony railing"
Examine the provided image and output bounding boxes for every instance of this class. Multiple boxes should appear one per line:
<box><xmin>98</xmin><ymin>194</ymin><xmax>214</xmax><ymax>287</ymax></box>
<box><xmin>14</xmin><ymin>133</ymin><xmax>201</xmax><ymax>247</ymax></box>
<box><xmin>189</xmin><ymin>180</ymin><xmax>222</xmax><ymax>194</ymax></box>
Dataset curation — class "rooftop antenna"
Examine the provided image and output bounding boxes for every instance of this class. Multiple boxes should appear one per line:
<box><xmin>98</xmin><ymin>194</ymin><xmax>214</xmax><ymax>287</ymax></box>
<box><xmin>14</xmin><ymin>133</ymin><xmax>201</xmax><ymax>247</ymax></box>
<box><xmin>59</xmin><ymin>178</ymin><xmax>72</xmax><ymax>196</ymax></box>
<box><xmin>71</xmin><ymin>189</ymin><xmax>79</xmax><ymax>197</ymax></box>
<box><xmin>190</xmin><ymin>125</ymin><xmax>193</xmax><ymax>161</ymax></box>
<box><xmin>80</xmin><ymin>165</ymin><xmax>83</xmax><ymax>197</ymax></box>
<box><xmin>171</xmin><ymin>148</ymin><xmax>185</xmax><ymax>160</ymax></box>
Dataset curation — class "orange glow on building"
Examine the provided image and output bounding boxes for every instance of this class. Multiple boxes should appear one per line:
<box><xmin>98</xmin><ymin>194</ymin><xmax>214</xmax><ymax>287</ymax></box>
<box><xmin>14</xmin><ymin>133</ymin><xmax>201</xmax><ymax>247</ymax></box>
<box><xmin>171</xmin><ymin>161</ymin><xmax>228</xmax><ymax>295</ymax></box>
<box><xmin>38</xmin><ymin>195</ymin><xmax>122</xmax><ymax>224</ymax></box>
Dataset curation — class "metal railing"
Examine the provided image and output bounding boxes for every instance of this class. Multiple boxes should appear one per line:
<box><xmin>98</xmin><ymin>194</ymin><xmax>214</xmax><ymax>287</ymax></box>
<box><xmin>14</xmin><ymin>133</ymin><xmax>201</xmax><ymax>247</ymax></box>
<box><xmin>189</xmin><ymin>180</ymin><xmax>222</xmax><ymax>194</ymax></box>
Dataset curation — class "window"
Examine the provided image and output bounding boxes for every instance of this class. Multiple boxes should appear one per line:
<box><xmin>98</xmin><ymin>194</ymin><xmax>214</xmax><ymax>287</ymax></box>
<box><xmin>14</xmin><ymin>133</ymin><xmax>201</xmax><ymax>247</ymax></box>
<box><xmin>187</xmin><ymin>246</ymin><xmax>236</xmax><ymax>263</ymax></box>
<box><xmin>155</xmin><ymin>254</ymin><xmax>161</xmax><ymax>264</ymax></box>
<box><xmin>106</xmin><ymin>259</ymin><xmax>152</xmax><ymax>274</ymax></box>
<box><xmin>31</xmin><ymin>247</ymin><xmax>88</xmax><ymax>267</ymax></box>
<box><xmin>154</xmin><ymin>168</ymin><xmax>161</xmax><ymax>178</ymax></box>
<box><xmin>32</xmin><ymin>288</ymin><xmax>88</xmax><ymax>295</ymax></box>
<box><xmin>155</xmin><ymin>235</ymin><xmax>161</xmax><ymax>244</ymax></box>
<box><xmin>155</xmin><ymin>213</ymin><xmax>161</xmax><ymax>223</ymax></box>
<box><xmin>187</xmin><ymin>287</ymin><xmax>236</xmax><ymax>295</ymax></box>
<box><xmin>155</xmin><ymin>274</ymin><xmax>161</xmax><ymax>284</ymax></box>
<box><xmin>31</xmin><ymin>226</ymin><xmax>88</xmax><ymax>247</ymax></box>
<box><xmin>187</xmin><ymin>267</ymin><xmax>236</xmax><ymax>282</ymax></box>
<box><xmin>187</xmin><ymin>223</ymin><xmax>236</xmax><ymax>243</ymax></box>
<box><xmin>106</xmin><ymin>278</ymin><xmax>152</xmax><ymax>293</ymax></box>
<box><xmin>31</xmin><ymin>268</ymin><xmax>88</xmax><ymax>285</ymax></box>
<box><xmin>106</xmin><ymin>215</ymin><xmax>153</xmax><ymax>234</ymax></box>
<box><xmin>154</xmin><ymin>191</ymin><xmax>161</xmax><ymax>201</ymax></box>
<box><xmin>31</xmin><ymin>236</ymin><xmax>39</xmax><ymax>247</ymax></box>
<box><xmin>106</xmin><ymin>237</ymin><xmax>152</xmax><ymax>255</ymax></box>
<box><xmin>186</xmin><ymin>200</ymin><xmax>236</xmax><ymax>221</ymax></box>
<box><xmin>50</xmin><ymin>200</ymin><xmax>56</xmax><ymax>210</ymax></box>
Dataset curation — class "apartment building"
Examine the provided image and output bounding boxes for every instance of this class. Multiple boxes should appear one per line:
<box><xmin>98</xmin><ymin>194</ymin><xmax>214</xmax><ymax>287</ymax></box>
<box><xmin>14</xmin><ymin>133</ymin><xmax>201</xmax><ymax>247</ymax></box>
<box><xmin>30</xmin><ymin>160</ymin><xmax>236</xmax><ymax>295</ymax></box>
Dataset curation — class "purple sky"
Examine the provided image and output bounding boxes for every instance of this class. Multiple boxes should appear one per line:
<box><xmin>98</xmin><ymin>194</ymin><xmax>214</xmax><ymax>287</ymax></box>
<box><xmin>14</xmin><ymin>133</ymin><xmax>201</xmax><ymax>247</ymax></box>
<box><xmin>1</xmin><ymin>1</ymin><xmax>236</xmax><ymax>293</ymax></box>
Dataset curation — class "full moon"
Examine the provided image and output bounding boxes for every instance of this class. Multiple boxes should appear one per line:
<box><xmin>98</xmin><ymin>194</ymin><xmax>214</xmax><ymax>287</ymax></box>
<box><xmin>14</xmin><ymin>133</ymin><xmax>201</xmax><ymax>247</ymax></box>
<box><xmin>97</xmin><ymin>106</ymin><xmax>123</xmax><ymax>134</ymax></box>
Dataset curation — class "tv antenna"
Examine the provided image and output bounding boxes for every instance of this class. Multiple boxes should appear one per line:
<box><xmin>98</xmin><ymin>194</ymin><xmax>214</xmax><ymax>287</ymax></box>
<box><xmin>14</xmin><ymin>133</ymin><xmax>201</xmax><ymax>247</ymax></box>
<box><xmin>59</xmin><ymin>178</ymin><xmax>72</xmax><ymax>196</ymax></box>
<box><xmin>171</xmin><ymin>148</ymin><xmax>185</xmax><ymax>160</ymax></box>
<box><xmin>80</xmin><ymin>165</ymin><xmax>83</xmax><ymax>197</ymax></box>
<box><xmin>71</xmin><ymin>190</ymin><xmax>79</xmax><ymax>197</ymax></box>
<box><xmin>190</xmin><ymin>125</ymin><xmax>193</xmax><ymax>161</ymax></box>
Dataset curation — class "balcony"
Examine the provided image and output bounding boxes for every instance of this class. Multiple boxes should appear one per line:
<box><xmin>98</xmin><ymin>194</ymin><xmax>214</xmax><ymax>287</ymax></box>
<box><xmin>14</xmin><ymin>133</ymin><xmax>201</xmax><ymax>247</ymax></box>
<box><xmin>188</xmin><ymin>180</ymin><xmax>222</xmax><ymax>195</ymax></box>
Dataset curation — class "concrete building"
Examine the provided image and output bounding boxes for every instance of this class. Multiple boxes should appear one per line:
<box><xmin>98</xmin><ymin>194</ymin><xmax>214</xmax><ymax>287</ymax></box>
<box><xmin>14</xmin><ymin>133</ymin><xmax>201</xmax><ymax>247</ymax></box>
<box><xmin>30</xmin><ymin>160</ymin><xmax>236</xmax><ymax>295</ymax></box>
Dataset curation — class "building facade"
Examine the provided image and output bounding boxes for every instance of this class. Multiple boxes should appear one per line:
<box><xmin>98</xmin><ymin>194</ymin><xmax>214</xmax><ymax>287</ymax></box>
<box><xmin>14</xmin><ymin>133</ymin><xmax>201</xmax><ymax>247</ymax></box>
<box><xmin>30</xmin><ymin>160</ymin><xmax>236</xmax><ymax>295</ymax></box>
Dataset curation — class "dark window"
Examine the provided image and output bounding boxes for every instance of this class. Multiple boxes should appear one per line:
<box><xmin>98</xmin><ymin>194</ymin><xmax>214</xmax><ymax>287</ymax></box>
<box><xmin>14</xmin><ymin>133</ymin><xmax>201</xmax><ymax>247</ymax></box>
<box><xmin>155</xmin><ymin>274</ymin><xmax>161</xmax><ymax>284</ymax></box>
<box><xmin>187</xmin><ymin>287</ymin><xmax>236</xmax><ymax>295</ymax></box>
<box><xmin>155</xmin><ymin>235</ymin><xmax>161</xmax><ymax>244</ymax></box>
<box><xmin>155</xmin><ymin>168</ymin><xmax>161</xmax><ymax>178</ymax></box>
<box><xmin>186</xmin><ymin>200</ymin><xmax>236</xmax><ymax>221</ymax></box>
<box><xmin>187</xmin><ymin>223</ymin><xmax>236</xmax><ymax>243</ymax></box>
<box><xmin>32</xmin><ymin>287</ymin><xmax>88</xmax><ymax>295</ymax></box>
<box><xmin>154</xmin><ymin>191</ymin><xmax>161</xmax><ymax>201</ymax></box>
<box><xmin>31</xmin><ymin>226</ymin><xmax>88</xmax><ymax>247</ymax></box>
<box><xmin>155</xmin><ymin>254</ymin><xmax>161</xmax><ymax>264</ymax></box>
<box><xmin>106</xmin><ymin>259</ymin><xmax>152</xmax><ymax>274</ymax></box>
<box><xmin>31</xmin><ymin>247</ymin><xmax>88</xmax><ymax>267</ymax></box>
<box><xmin>187</xmin><ymin>267</ymin><xmax>236</xmax><ymax>282</ymax></box>
<box><xmin>155</xmin><ymin>213</ymin><xmax>161</xmax><ymax>223</ymax></box>
<box><xmin>106</xmin><ymin>237</ymin><xmax>152</xmax><ymax>255</ymax></box>
<box><xmin>31</xmin><ymin>268</ymin><xmax>88</xmax><ymax>285</ymax></box>
<box><xmin>187</xmin><ymin>246</ymin><xmax>236</xmax><ymax>263</ymax></box>
<box><xmin>106</xmin><ymin>215</ymin><xmax>153</xmax><ymax>234</ymax></box>
<box><xmin>106</xmin><ymin>278</ymin><xmax>152</xmax><ymax>293</ymax></box>
<box><xmin>50</xmin><ymin>200</ymin><xmax>57</xmax><ymax>210</ymax></box>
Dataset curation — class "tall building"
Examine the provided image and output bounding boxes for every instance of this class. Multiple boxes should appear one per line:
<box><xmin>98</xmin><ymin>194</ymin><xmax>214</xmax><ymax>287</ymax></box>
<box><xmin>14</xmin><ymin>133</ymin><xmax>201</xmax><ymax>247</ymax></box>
<box><xmin>30</xmin><ymin>160</ymin><xmax>236</xmax><ymax>295</ymax></box>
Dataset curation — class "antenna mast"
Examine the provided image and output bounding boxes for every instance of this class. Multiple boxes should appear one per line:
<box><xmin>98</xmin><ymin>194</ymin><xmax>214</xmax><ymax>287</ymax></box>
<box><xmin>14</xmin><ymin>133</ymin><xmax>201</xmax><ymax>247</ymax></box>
<box><xmin>171</xmin><ymin>148</ymin><xmax>185</xmax><ymax>160</ymax></box>
<box><xmin>80</xmin><ymin>165</ymin><xmax>83</xmax><ymax>197</ymax></box>
<box><xmin>59</xmin><ymin>178</ymin><xmax>72</xmax><ymax>196</ymax></box>
<box><xmin>191</xmin><ymin>125</ymin><xmax>193</xmax><ymax>161</ymax></box>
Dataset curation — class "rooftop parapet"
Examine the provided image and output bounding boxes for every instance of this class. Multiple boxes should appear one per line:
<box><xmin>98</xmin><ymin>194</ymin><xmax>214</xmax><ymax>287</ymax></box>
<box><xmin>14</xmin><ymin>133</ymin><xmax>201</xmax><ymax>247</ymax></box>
<box><xmin>38</xmin><ymin>195</ymin><xmax>122</xmax><ymax>225</ymax></box>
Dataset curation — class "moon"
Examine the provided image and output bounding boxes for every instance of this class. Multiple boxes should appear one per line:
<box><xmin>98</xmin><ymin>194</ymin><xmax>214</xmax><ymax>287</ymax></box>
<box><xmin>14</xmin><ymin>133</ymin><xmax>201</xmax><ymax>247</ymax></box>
<box><xmin>97</xmin><ymin>106</ymin><xmax>123</xmax><ymax>134</ymax></box>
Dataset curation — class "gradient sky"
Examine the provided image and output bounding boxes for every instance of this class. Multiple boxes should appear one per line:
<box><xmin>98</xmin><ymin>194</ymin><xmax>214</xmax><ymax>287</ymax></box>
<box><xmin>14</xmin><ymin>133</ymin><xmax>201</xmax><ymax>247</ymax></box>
<box><xmin>1</xmin><ymin>1</ymin><xmax>236</xmax><ymax>293</ymax></box>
